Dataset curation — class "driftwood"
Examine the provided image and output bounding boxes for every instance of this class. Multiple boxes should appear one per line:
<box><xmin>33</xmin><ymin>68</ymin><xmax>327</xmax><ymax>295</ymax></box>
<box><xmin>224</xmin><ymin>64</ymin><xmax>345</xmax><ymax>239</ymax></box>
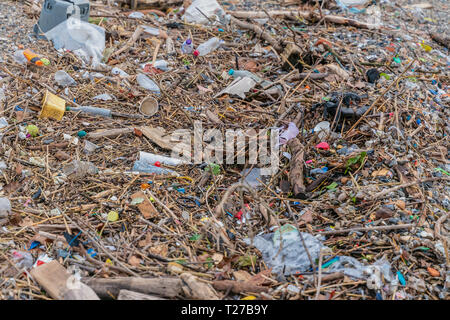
<box><xmin>288</xmin><ymin>138</ymin><xmax>305</xmax><ymax>198</ymax></box>
<box><xmin>85</xmin><ymin>277</ymin><xmax>182</xmax><ymax>299</ymax></box>
<box><xmin>230</xmin><ymin>10</ymin><xmax>380</xmax><ymax>30</ymax></box>
<box><xmin>117</xmin><ymin>289</ymin><xmax>167</xmax><ymax>300</ymax></box>
<box><xmin>230</xmin><ymin>17</ymin><xmax>284</xmax><ymax>53</ymax></box>
<box><xmin>212</xmin><ymin>280</ymin><xmax>269</xmax><ymax>294</ymax></box>
<box><xmin>87</xmin><ymin>128</ymin><xmax>134</xmax><ymax>140</ymax></box>
<box><xmin>430</xmin><ymin>32</ymin><xmax>450</xmax><ymax>49</ymax></box>
<box><xmin>119</xmin><ymin>0</ymin><xmax>183</xmax><ymax>10</ymax></box>
<box><xmin>30</xmin><ymin>261</ymin><xmax>99</xmax><ymax>300</ymax></box>
<box><xmin>180</xmin><ymin>273</ymin><xmax>220</xmax><ymax>300</ymax></box>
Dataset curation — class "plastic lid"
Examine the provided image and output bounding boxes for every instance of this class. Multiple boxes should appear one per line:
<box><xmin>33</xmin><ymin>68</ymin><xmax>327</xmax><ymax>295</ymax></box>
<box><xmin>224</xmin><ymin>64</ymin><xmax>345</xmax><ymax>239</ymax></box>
<box><xmin>193</xmin><ymin>50</ymin><xmax>199</xmax><ymax>57</ymax></box>
<box><xmin>228</xmin><ymin>69</ymin><xmax>234</xmax><ymax>75</ymax></box>
<box><xmin>186</xmin><ymin>39</ymin><xmax>192</xmax><ymax>45</ymax></box>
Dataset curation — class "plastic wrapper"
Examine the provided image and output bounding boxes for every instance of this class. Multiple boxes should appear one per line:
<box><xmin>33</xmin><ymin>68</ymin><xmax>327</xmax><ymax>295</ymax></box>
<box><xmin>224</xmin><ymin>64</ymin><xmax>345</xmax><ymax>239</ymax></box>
<box><xmin>247</xmin><ymin>224</ymin><xmax>325</xmax><ymax>275</ymax></box>
<box><xmin>63</xmin><ymin>160</ymin><xmax>98</xmax><ymax>180</ymax></box>
<box><xmin>215</xmin><ymin>77</ymin><xmax>256</xmax><ymax>99</ymax></box>
<box><xmin>137</xmin><ymin>74</ymin><xmax>160</xmax><ymax>94</ymax></box>
<box><xmin>249</xmin><ymin>224</ymin><xmax>398</xmax><ymax>291</ymax></box>
<box><xmin>55</xmin><ymin>70</ymin><xmax>77</xmax><ymax>87</ymax></box>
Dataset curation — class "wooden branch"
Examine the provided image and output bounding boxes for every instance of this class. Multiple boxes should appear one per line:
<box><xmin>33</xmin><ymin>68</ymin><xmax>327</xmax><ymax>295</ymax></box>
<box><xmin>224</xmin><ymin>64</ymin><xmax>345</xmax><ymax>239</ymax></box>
<box><xmin>370</xmin><ymin>177</ymin><xmax>448</xmax><ymax>200</ymax></box>
<box><xmin>30</xmin><ymin>261</ymin><xmax>99</xmax><ymax>300</ymax></box>
<box><xmin>288</xmin><ymin>138</ymin><xmax>305</xmax><ymax>198</ymax></box>
<box><xmin>180</xmin><ymin>273</ymin><xmax>220</xmax><ymax>300</ymax></box>
<box><xmin>212</xmin><ymin>280</ymin><xmax>269</xmax><ymax>294</ymax></box>
<box><xmin>87</xmin><ymin>128</ymin><xmax>134</xmax><ymax>139</ymax></box>
<box><xmin>231</xmin><ymin>16</ymin><xmax>283</xmax><ymax>53</ymax></box>
<box><xmin>117</xmin><ymin>289</ymin><xmax>167</xmax><ymax>300</ymax></box>
<box><xmin>430</xmin><ymin>32</ymin><xmax>450</xmax><ymax>49</ymax></box>
<box><xmin>317</xmin><ymin>223</ymin><xmax>415</xmax><ymax>236</ymax></box>
<box><xmin>85</xmin><ymin>277</ymin><xmax>182</xmax><ymax>299</ymax></box>
<box><xmin>230</xmin><ymin>10</ymin><xmax>380</xmax><ymax>30</ymax></box>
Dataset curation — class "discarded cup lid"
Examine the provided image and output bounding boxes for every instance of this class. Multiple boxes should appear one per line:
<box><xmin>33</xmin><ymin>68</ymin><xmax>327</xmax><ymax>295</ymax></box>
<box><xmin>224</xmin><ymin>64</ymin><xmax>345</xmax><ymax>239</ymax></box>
<box><xmin>139</xmin><ymin>96</ymin><xmax>159</xmax><ymax>117</ymax></box>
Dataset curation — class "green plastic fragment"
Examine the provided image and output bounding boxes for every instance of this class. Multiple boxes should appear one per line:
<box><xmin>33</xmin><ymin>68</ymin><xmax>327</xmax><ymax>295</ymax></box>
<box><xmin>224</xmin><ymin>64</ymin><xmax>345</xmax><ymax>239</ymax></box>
<box><xmin>435</xmin><ymin>168</ymin><xmax>450</xmax><ymax>176</ymax></box>
<box><xmin>393</xmin><ymin>57</ymin><xmax>401</xmax><ymax>63</ymax></box>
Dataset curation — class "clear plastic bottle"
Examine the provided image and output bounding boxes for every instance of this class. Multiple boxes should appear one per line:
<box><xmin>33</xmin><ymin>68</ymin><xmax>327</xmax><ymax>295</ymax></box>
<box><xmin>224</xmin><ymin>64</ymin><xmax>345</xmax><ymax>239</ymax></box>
<box><xmin>69</xmin><ymin>106</ymin><xmax>112</xmax><ymax>118</ymax></box>
<box><xmin>137</xmin><ymin>74</ymin><xmax>160</xmax><ymax>94</ymax></box>
<box><xmin>194</xmin><ymin>37</ymin><xmax>224</xmax><ymax>57</ymax></box>
<box><xmin>228</xmin><ymin>69</ymin><xmax>270</xmax><ymax>86</ymax></box>
<box><xmin>181</xmin><ymin>39</ymin><xmax>194</xmax><ymax>54</ymax></box>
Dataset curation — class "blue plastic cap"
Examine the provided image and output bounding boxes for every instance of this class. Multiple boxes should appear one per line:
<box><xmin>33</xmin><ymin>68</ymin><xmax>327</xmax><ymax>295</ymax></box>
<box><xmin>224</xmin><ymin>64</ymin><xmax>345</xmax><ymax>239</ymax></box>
<box><xmin>186</xmin><ymin>39</ymin><xmax>192</xmax><ymax>45</ymax></box>
<box><xmin>228</xmin><ymin>69</ymin><xmax>234</xmax><ymax>75</ymax></box>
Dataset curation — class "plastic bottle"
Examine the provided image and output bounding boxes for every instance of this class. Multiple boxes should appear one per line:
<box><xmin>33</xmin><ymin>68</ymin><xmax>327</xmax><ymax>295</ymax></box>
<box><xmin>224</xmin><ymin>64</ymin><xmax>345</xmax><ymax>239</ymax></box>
<box><xmin>0</xmin><ymin>197</ymin><xmax>11</xmax><ymax>218</ymax></box>
<box><xmin>181</xmin><ymin>39</ymin><xmax>194</xmax><ymax>54</ymax></box>
<box><xmin>23</xmin><ymin>49</ymin><xmax>50</xmax><ymax>66</ymax></box>
<box><xmin>68</xmin><ymin>106</ymin><xmax>112</xmax><ymax>118</ymax></box>
<box><xmin>193</xmin><ymin>37</ymin><xmax>224</xmax><ymax>57</ymax></box>
<box><xmin>228</xmin><ymin>69</ymin><xmax>272</xmax><ymax>87</ymax></box>
<box><xmin>137</xmin><ymin>74</ymin><xmax>160</xmax><ymax>94</ymax></box>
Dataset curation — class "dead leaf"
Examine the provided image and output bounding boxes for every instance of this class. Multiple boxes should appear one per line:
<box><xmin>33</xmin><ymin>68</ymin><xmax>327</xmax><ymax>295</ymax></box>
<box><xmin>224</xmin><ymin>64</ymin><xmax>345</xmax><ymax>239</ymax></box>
<box><xmin>249</xmin><ymin>269</ymin><xmax>272</xmax><ymax>286</ymax></box>
<box><xmin>325</xmin><ymin>63</ymin><xmax>350</xmax><ymax>80</ymax></box>
<box><xmin>395</xmin><ymin>200</ymin><xmax>406</xmax><ymax>211</ymax></box>
<box><xmin>19</xmin><ymin>217</ymin><xmax>34</xmax><ymax>227</ymax></box>
<box><xmin>16</xmin><ymin>111</ymin><xmax>25</xmax><ymax>122</ymax></box>
<box><xmin>128</xmin><ymin>256</ymin><xmax>141</xmax><ymax>267</ymax></box>
<box><xmin>371</xmin><ymin>168</ymin><xmax>392</xmax><ymax>177</ymax></box>
<box><xmin>54</xmin><ymin>150</ymin><xmax>70</xmax><ymax>161</ymax></box>
<box><xmin>300</xmin><ymin>210</ymin><xmax>313</xmax><ymax>223</ymax></box>
<box><xmin>131</xmin><ymin>191</ymin><xmax>158</xmax><ymax>219</ymax></box>
<box><xmin>232</xmin><ymin>270</ymin><xmax>253</xmax><ymax>282</ymax></box>
<box><xmin>148</xmin><ymin>244</ymin><xmax>168</xmax><ymax>257</ymax></box>
<box><xmin>4</xmin><ymin>180</ymin><xmax>20</xmax><ymax>193</ymax></box>
<box><xmin>427</xmin><ymin>267</ymin><xmax>440</xmax><ymax>277</ymax></box>
<box><xmin>375</xmin><ymin>207</ymin><xmax>394</xmax><ymax>220</ymax></box>
<box><xmin>197</xmin><ymin>85</ymin><xmax>212</xmax><ymax>94</ymax></box>
<box><xmin>206</xmin><ymin>110</ymin><xmax>223</xmax><ymax>125</ymax></box>
<box><xmin>15</xmin><ymin>163</ymin><xmax>23</xmax><ymax>175</ymax></box>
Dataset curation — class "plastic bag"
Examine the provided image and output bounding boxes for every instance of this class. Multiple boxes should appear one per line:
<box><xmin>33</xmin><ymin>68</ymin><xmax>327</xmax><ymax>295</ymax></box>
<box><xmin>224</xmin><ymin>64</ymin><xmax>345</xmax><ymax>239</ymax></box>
<box><xmin>55</xmin><ymin>70</ymin><xmax>77</xmax><ymax>87</ymax></box>
<box><xmin>137</xmin><ymin>74</ymin><xmax>160</xmax><ymax>94</ymax></box>
<box><xmin>0</xmin><ymin>197</ymin><xmax>11</xmax><ymax>218</ymax></box>
<box><xmin>278</xmin><ymin>122</ymin><xmax>299</xmax><ymax>145</ymax></box>
<box><xmin>215</xmin><ymin>77</ymin><xmax>256</xmax><ymax>99</ymax></box>
<box><xmin>45</xmin><ymin>17</ymin><xmax>105</xmax><ymax>67</ymax></box>
<box><xmin>182</xmin><ymin>0</ymin><xmax>230</xmax><ymax>25</ymax></box>
<box><xmin>247</xmin><ymin>224</ymin><xmax>325</xmax><ymax>275</ymax></box>
<box><xmin>63</xmin><ymin>160</ymin><xmax>98</xmax><ymax>180</ymax></box>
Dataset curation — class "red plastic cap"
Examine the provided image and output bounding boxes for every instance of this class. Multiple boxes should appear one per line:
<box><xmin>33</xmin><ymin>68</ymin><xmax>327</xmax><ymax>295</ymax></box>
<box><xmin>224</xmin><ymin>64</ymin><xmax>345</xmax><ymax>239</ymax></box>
<box><xmin>154</xmin><ymin>161</ymin><xmax>161</xmax><ymax>167</ymax></box>
<box><xmin>193</xmin><ymin>50</ymin><xmax>199</xmax><ymax>57</ymax></box>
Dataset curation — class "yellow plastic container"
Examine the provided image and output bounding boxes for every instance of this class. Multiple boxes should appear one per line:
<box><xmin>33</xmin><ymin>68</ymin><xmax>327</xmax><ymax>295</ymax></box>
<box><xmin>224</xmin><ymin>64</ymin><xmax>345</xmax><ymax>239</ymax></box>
<box><xmin>39</xmin><ymin>90</ymin><xmax>65</xmax><ymax>120</ymax></box>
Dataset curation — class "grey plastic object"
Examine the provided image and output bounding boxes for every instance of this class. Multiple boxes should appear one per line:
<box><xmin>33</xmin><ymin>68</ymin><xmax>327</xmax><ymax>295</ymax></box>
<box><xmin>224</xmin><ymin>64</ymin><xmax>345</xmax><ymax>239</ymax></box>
<box><xmin>70</xmin><ymin>106</ymin><xmax>112</xmax><ymax>118</ymax></box>
<box><xmin>34</xmin><ymin>0</ymin><xmax>90</xmax><ymax>35</ymax></box>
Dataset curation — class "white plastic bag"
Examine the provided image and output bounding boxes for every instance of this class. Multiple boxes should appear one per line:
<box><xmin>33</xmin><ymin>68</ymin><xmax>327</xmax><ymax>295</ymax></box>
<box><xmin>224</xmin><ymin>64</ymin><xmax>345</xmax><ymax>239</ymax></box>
<box><xmin>182</xmin><ymin>0</ymin><xmax>230</xmax><ymax>25</ymax></box>
<box><xmin>45</xmin><ymin>17</ymin><xmax>105</xmax><ymax>67</ymax></box>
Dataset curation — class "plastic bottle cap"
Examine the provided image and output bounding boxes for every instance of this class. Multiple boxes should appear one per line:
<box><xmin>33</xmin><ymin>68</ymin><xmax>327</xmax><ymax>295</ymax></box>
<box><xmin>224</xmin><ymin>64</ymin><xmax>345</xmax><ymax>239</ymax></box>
<box><xmin>228</xmin><ymin>69</ymin><xmax>234</xmax><ymax>75</ymax></box>
<box><xmin>154</xmin><ymin>161</ymin><xmax>161</xmax><ymax>167</ymax></box>
<box><xmin>193</xmin><ymin>50</ymin><xmax>199</xmax><ymax>57</ymax></box>
<box><xmin>77</xmin><ymin>130</ymin><xmax>87</xmax><ymax>138</ymax></box>
<box><xmin>186</xmin><ymin>39</ymin><xmax>192</xmax><ymax>44</ymax></box>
